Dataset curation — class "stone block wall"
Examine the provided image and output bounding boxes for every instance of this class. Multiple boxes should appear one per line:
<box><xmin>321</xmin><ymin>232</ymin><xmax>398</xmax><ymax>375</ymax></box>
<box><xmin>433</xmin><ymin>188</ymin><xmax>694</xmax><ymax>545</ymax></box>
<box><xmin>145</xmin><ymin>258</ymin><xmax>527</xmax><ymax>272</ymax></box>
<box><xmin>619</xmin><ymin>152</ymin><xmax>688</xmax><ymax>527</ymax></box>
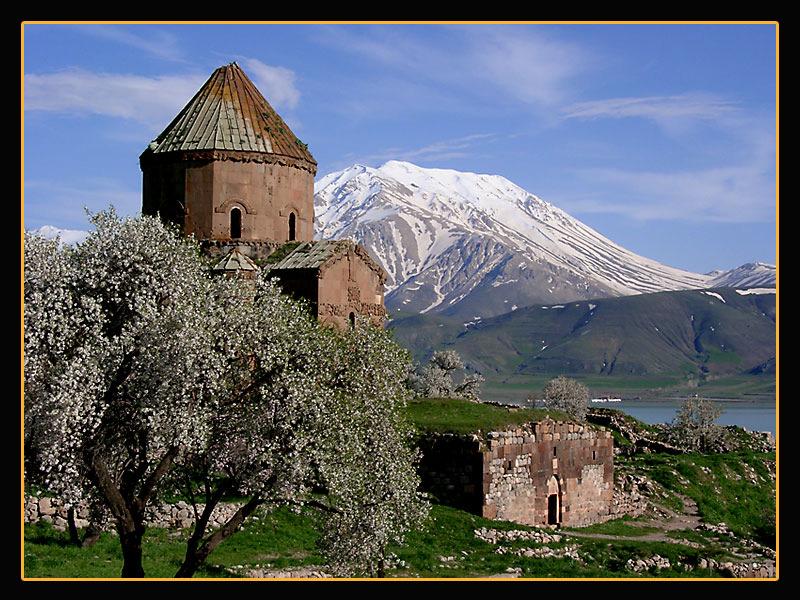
<box><xmin>317</xmin><ymin>247</ymin><xmax>386</xmax><ymax>329</ymax></box>
<box><xmin>416</xmin><ymin>434</ymin><xmax>484</xmax><ymax>513</ymax></box>
<box><xmin>24</xmin><ymin>495</ymin><xmax>243</xmax><ymax>532</ymax></box>
<box><xmin>142</xmin><ymin>155</ymin><xmax>315</xmax><ymax>244</ymax></box>
<box><xmin>418</xmin><ymin>419</ymin><xmax>615</xmax><ymax>528</ymax></box>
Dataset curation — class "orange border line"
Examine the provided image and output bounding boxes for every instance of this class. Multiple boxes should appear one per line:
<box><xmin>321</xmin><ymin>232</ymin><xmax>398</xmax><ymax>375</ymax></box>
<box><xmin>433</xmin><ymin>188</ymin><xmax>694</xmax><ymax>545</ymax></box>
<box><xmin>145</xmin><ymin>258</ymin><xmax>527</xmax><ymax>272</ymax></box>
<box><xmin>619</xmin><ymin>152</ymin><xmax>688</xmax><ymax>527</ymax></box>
<box><xmin>19</xmin><ymin>20</ymin><xmax>780</xmax><ymax>583</ymax></box>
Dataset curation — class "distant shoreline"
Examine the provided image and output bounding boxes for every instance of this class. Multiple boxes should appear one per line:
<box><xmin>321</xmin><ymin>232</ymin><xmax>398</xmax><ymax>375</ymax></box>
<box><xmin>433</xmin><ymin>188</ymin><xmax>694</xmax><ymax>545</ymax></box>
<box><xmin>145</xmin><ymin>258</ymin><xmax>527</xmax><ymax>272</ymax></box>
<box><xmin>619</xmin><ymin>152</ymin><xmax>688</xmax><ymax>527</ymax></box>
<box><xmin>626</xmin><ymin>396</ymin><xmax>775</xmax><ymax>404</ymax></box>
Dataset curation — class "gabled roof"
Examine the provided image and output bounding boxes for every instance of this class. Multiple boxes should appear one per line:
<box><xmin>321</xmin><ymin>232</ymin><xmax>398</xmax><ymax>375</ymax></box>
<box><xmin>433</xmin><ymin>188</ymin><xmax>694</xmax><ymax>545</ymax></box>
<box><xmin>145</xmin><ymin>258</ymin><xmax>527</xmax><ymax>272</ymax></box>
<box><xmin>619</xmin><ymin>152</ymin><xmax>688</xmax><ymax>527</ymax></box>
<box><xmin>268</xmin><ymin>240</ymin><xmax>387</xmax><ymax>283</ymax></box>
<box><xmin>212</xmin><ymin>247</ymin><xmax>259</xmax><ymax>272</ymax></box>
<box><xmin>268</xmin><ymin>241</ymin><xmax>345</xmax><ymax>270</ymax></box>
<box><xmin>143</xmin><ymin>62</ymin><xmax>315</xmax><ymax>165</ymax></box>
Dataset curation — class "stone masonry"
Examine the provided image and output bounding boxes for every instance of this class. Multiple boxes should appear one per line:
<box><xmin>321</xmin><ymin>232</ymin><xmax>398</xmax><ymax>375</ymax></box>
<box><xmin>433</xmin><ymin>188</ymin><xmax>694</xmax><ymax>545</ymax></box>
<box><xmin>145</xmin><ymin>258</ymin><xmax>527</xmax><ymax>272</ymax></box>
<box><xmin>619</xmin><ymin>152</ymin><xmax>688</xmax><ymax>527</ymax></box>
<box><xmin>419</xmin><ymin>418</ymin><xmax>614</xmax><ymax>528</ymax></box>
<box><xmin>24</xmin><ymin>495</ymin><xmax>243</xmax><ymax>532</ymax></box>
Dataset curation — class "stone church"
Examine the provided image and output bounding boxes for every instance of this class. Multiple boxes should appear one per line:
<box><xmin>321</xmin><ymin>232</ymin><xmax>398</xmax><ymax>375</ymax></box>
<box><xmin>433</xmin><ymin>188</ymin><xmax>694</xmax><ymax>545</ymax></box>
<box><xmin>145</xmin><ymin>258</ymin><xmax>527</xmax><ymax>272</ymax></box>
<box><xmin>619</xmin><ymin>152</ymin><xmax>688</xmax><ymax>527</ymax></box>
<box><xmin>418</xmin><ymin>419</ymin><xmax>615</xmax><ymax>527</ymax></box>
<box><xmin>140</xmin><ymin>62</ymin><xmax>386</xmax><ymax>328</ymax></box>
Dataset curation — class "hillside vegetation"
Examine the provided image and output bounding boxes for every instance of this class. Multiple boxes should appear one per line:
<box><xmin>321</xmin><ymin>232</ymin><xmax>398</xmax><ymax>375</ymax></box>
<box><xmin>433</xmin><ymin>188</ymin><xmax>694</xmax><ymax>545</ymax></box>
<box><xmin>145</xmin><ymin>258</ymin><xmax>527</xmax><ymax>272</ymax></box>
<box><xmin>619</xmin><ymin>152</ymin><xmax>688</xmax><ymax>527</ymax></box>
<box><xmin>391</xmin><ymin>289</ymin><xmax>775</xmax><ymax>384</ymax></box>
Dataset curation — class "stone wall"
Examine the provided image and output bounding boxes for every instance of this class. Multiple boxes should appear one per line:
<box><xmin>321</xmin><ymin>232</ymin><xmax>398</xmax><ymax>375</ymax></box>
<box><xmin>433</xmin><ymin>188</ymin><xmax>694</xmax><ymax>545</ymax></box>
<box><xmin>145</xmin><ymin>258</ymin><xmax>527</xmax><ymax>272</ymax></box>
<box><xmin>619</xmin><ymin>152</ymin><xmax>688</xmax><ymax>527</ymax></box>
<box><xmin>316</xmin><ymin>246</ymin><xmax>386</xmax><ymax>329</ymax></box>
<box><xmin>417</xmin><ymin>434</ymin><xmax>484</xmax><ymax>513</ymax></box>
<box><xmin>142</xmin><ymin>155</ymin><xmax>315</xmax><ymax>244</ymax></box>
<box><xmin>24</xmin><ymin>495</ymin><xmax>243</xmax><ymax>532</ymax></box>
<box><xmin>482</xmin><ymin>421</ymin><xmax>614</xmax><ymax>527</ymax></box>
<box><xmin>418</xmin><ymin>419</ymin><xmax>615</xmax><ymax>528</ymax></box>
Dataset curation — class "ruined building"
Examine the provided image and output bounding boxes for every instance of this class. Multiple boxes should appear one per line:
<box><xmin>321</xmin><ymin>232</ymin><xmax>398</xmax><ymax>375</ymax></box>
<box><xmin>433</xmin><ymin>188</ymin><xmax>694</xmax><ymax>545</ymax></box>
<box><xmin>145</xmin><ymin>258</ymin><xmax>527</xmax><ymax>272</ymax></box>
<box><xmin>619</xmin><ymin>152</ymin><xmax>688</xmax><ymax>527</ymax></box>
<box><xmin>418</xmin><ymin>419</ymin><xmax>614</xmax><ymax>527</ymax></box>
<box><xmin>140</xmin><ymin>63</ymin><xmax>386</xmax><ymax>327</ymax></box>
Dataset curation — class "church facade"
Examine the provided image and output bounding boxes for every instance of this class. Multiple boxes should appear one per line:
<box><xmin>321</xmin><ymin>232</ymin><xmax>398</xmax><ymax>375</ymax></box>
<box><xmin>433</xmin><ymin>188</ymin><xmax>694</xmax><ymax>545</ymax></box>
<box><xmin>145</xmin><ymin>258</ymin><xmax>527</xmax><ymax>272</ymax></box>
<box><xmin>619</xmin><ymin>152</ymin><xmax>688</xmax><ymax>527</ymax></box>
<box><xmin>140</xmin><ymin>62</ymin><xmax>386</xmax><ymax>327</ymax></box>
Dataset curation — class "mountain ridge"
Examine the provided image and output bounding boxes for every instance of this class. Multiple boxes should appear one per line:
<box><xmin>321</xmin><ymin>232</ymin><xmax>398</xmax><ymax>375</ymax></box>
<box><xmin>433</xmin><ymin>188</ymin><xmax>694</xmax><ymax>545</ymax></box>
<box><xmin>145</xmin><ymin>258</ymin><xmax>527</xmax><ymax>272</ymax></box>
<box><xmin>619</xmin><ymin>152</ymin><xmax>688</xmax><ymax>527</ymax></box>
<box><xmin>314</xmin><ymin>161</ymin><xmax>774</xmax><ymax>318</ymax></box>
<box><xmin>389</xmin><ymin>287</ymin><xmax>776</xmax><ymax>380</ymax></box>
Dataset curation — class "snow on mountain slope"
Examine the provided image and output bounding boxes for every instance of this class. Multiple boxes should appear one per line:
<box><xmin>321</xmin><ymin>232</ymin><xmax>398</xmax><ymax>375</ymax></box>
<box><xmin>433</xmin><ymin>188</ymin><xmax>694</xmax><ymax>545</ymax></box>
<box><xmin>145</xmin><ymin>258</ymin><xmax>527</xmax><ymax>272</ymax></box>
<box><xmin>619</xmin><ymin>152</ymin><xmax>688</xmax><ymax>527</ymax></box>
<box><xmin>314</xmin><ymin>161</ymin><xmax>713</xmax><ymax>317</ymax></box>
<box><xmin>707</xmin><ymin>262</ymin><xmax>776</xmax><ymax>289</ymax></box>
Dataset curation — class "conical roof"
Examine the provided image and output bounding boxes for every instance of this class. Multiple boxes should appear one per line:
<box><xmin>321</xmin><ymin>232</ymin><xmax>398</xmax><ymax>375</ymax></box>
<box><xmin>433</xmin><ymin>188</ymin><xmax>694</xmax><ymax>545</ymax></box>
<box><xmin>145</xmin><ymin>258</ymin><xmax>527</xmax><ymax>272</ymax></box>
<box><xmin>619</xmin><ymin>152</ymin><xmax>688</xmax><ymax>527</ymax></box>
<box><xmin>144</xmin><ymin>62</ymin><xmax>315</xmax><ymax>165</ymax></box>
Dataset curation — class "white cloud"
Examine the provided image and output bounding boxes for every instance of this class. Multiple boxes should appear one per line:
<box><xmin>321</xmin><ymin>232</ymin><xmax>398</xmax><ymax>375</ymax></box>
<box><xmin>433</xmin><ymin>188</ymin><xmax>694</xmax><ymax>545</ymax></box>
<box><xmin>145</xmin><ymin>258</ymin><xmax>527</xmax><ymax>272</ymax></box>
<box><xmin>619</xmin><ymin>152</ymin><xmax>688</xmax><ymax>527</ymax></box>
<box><xmin>240</xmin><ymin>58</ymin><xmax>300</xmax><ymax>110</ymax></box>
<box><xmin>79</xmin><ymin>25</ymin><xmax>186</xmax><ymax>63</ymax></box>
<box><xmin>563</xmin><ymin>93</ymin><xmax>739</xmax><ymax>126</ymax></box>
<box><xmin>24</xmin><ymin>59</ymin><xmax>301</xmax><ymax>129</ymax></box>
<box><xmin>351</xmin><ymin>133</ymin><xmax>500</xmax><ymax>166</ymax></box>
<box><xmin>566</xmin><ymin>159</ymin><xmax>775</xmax><ymax>223</ymax></box>
<box><xmin>467</xmin><ymin>28</ymin><xmax>589</xmax><ymax>107</ymax></box>
<box><xmin>24</xmin><ymin>69</ymin><xmax>206</xmax><ymax>130</ymax></box>
<box><xmin>316</xmin><ymin>26</ymin><xmax>589</xmax><ymax>114</ymax></box>
<box><xmin>30</xmin><ymin>225</ymin><xmax>90</xmax><ymax>245</ymax></box>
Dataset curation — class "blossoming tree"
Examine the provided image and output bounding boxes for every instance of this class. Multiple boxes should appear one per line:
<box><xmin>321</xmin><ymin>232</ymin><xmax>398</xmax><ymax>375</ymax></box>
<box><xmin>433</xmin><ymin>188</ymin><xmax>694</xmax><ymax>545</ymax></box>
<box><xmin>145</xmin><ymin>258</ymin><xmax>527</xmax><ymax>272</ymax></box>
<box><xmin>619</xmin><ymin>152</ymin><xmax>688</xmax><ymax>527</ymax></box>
<box><xmin>24</xmin><ymin>211</ymin><xmax>428</xmax><ymax>578</ymax></box>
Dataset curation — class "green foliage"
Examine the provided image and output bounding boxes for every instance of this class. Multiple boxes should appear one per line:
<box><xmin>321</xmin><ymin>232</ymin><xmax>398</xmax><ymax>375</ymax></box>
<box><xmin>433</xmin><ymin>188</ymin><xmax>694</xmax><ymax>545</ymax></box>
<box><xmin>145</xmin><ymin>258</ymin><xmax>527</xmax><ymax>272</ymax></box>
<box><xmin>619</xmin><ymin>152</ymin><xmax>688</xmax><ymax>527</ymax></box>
<box><xmin>406</xmin><ymin>397</ymin><xmax>568</xmax><ymax>435</ymax></box>
<box><xmin>621</xmin><ymin>451</ymin><xmax>776</xmax><ymax>544</ymax></box>
<box><xmin>25</xmin><ymin>502</ymin><xmax>734</xmax><ymax>579</ymax></box>
<box><xmin>390</xmin><ymin>289</ymin><xmax>775</xmax><ymax>382</ymax></box>
<box><xmin>562</xmin><ymin>516</ymin><xmax>657</xmax><ymax>537</ymax></box>
<box><xmin>261</xmin><ymin>241</ymin><xmax>302</xmax><ymax>265</ymax></box>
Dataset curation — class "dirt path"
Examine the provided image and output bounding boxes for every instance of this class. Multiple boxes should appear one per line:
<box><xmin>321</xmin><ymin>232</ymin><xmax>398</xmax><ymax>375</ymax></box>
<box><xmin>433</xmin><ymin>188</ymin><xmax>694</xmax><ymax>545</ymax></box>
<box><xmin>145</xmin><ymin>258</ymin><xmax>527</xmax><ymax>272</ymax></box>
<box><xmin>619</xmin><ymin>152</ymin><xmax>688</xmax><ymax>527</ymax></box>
<box><xmin>565</xmin><ymin>493</ymin><xmax>703</xmax><ymax>546</ymax></box>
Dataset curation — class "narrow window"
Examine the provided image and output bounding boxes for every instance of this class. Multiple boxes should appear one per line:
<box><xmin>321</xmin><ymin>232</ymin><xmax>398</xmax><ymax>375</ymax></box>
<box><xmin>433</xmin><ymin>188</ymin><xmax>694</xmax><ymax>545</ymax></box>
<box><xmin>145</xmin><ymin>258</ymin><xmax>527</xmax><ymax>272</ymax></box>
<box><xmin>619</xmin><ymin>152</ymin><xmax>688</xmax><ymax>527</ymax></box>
<box><xmin>553</xmin><ymin>446</ymin><xmax>557</xmax><ymax>457</ymax></box>
<box><xmin>289</xmin><ymin>212</ymin><xmax>296</xmax><ymax>241</ymax></box>
<box><xmin>592</xmin><ymin>450</ymin><xmax>597</xmax><ymax>460</ymax></box>
<box><xmin>230</xmin><ymin>207</ymin><xmax>242</xmax><ymax>239</ymax></box>
<box><xmin>349</xmin><ymin>312</ymin><xmax>356</xmax><ymax>329</ymax></box>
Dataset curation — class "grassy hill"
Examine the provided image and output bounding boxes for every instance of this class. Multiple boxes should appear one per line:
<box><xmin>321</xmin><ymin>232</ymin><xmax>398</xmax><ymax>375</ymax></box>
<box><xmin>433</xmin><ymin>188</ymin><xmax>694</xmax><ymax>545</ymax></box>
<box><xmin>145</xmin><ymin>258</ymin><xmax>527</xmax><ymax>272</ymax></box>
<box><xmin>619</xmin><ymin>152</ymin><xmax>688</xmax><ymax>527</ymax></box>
<box><xmin>406</xmin><ymin>397</ymin><xmax>568</xmax><ymax>435</ymax></box>
<box><xmin>23</xmin><ymin>404</ymin><xmax>775</xmax><ymax>579</ymax></box>
<box><xmin>390</xmin><ymin>289</ymin><xmax>775</xmax><ymax>386</ymax></box>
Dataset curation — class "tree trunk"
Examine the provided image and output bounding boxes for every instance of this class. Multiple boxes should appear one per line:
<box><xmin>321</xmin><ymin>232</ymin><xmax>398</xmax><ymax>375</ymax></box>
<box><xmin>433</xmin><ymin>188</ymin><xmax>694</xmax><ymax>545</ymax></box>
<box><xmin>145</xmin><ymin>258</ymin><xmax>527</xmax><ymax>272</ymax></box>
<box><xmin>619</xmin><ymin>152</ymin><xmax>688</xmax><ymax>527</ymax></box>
<box><xmin>175</xmin><ymin>496</ymin><xmax>261</xmax><ymax>578</ymax></box>
<box><xmin>119</xmin><ymin>527</ymin><xmax>146</xmax><ymax>578</ymax></box>
<box><xmin>86</xmin><ymin>447</ymin><xmax>179</xmax><ymax>578</ymax></box>
<box><xmin>377</xmin><ymin>557</ymin><xmax>385</xmax><ymax>578</ymax></box>
<box><xmin>81</xmin><ymin>523</ymin><xmax>102</xmax><ymax>548</ymax></box>
<box><xmin>67</xmin><ymin>507</ymin><xmax>80</xmax><ymax>546</ymax></box>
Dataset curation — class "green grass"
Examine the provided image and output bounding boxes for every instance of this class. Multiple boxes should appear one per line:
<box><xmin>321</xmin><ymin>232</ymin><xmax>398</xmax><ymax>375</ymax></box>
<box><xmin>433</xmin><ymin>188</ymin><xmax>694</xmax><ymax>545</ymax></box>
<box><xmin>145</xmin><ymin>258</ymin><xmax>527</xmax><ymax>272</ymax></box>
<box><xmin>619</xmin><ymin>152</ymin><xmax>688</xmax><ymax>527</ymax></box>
<box><xmin>563</xmin><ymin>516</ymin><xmax>658</xmax><ymax>537</ymax></box>
<box><xmin>621</xmin><ymin>450</ymin><xmax>776</xmax><ymax>546</ymax></box>
<box><xmin>25</xmin><ymin>493</ymin><xmax>766</xmax><ymax>579</ymax></box>
<box><xmin>258</xmin><ymin>241</ymin><xmax>302</xmax><ymax>266</ymax></box>
<box><xmin>25</xmin><ymin>523</ymin><xmax>195</xmax><ymax>578</ymax></box>
<box><xmin>703</xmin><ymin>348</ymin><xmax>742</xmax><ymax>366</ymax></box>
<box><xmin>406</xmin><ymin>397</ymin><xmax>569</xmax><ymax>435</ymax></box>
<box><xmin>24</xmin><ymin>506</ymin><xmax>322</xmax><ymax>579</ymax></box>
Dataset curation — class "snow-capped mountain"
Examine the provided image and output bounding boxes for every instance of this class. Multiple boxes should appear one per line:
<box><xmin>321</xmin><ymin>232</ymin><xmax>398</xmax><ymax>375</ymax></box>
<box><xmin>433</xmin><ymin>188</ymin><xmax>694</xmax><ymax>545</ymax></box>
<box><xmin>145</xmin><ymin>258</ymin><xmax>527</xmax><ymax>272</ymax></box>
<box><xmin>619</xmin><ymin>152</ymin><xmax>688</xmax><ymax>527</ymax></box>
<box><xmin>707</xmin><ymin>262</ymin><xmax>776</xmax><ymax>289</ymax></box>
<box><xmin>314</xmin><ymin>161</ymin><xmax>714</xmax><ymax>317</ymax></box>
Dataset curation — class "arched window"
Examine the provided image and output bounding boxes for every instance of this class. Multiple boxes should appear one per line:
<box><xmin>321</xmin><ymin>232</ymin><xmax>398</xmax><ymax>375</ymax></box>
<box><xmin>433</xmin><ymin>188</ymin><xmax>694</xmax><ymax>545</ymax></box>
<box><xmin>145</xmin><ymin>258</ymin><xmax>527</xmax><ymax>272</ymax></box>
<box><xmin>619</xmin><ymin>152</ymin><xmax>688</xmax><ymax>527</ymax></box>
<box><xmin>288</xmin><ymin>212</ymin><xmax>296</xmax><ymax>241</ymax></box>
<box><xmin>230</xmin><ymin>207</ymin><xmax>242</xmax><ymax>239</ymax></box>
<box><xmin>349</xmin><ymin>312</ymin><xmax>356</xmax><ymax>329</ymax></box>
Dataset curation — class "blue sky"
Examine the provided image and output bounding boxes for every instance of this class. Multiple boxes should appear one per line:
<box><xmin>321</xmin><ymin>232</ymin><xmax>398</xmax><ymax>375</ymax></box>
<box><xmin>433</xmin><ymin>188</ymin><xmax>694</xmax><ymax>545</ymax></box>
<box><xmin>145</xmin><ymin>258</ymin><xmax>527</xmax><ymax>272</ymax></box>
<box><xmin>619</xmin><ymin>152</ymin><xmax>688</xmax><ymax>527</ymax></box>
<box><xmin>23</xmin><ymin>23</ymin><xmax>777</xmax><ymax>273</ymax></box>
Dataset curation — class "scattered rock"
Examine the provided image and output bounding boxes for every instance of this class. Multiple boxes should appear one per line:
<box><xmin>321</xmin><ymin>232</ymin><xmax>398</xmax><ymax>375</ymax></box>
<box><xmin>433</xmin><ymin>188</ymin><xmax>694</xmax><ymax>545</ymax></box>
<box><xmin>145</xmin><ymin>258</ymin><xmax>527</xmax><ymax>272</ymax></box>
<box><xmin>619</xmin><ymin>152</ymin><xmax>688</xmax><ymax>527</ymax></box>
<box><xmin>474</xmin><ymin>527</ymin><xmax>563</xmax><ymax>545</ymax></box>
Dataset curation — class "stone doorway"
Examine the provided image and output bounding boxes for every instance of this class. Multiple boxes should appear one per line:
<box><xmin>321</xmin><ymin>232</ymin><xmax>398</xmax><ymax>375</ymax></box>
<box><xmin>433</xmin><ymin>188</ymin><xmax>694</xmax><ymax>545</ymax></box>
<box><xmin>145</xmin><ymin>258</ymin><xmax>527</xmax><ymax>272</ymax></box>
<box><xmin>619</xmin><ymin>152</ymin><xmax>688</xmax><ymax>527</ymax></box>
<box><xmin>547</xmin><ymin>475</ymin><xmax>561</xmax><ymax>525</ymax></box>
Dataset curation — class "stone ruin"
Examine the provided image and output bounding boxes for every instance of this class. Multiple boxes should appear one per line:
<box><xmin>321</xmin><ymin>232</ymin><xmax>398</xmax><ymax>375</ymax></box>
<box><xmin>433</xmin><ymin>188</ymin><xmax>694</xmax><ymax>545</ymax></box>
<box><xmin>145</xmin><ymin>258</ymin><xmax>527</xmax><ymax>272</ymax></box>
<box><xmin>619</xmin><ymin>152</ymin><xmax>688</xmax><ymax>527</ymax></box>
<box><xmin>418</xmin><ymin>418</ymin><xmax>615</xmax><ymax>527</ymax></box>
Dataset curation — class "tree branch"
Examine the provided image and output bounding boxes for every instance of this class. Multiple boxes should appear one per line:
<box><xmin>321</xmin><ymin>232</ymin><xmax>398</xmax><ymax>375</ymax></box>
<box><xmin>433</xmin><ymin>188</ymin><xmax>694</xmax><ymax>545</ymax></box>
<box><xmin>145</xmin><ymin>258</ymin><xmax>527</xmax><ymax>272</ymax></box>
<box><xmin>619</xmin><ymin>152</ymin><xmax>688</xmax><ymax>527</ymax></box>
<box><xmin>135</xmin><ymin>446</ymin><xmax>180</xmax><ymax>511</ymax></box>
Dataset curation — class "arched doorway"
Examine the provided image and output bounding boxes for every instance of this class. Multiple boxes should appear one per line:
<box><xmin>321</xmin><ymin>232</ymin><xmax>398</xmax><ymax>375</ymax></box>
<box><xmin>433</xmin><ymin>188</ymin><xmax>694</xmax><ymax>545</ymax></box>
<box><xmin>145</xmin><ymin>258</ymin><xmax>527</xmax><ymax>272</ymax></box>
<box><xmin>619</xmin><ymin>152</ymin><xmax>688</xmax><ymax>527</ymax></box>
<box><xmin>348</xmin><ymin>312</ymin><xmax>356</xmax><ymax>329</ymax></box>
<box><xmin>230</xmin><ymin>207</ymin><xmax>242</xmax><ymax>239</ymax></box>
<box><xmin>546</xmin><ymin>475</ymin><xmax>561</xmax><ymax>525</ymax></box>
<box><xmin>288</xmin><ymin>212</ymin><xmax>296</xmax><ymax>241</ymax></box>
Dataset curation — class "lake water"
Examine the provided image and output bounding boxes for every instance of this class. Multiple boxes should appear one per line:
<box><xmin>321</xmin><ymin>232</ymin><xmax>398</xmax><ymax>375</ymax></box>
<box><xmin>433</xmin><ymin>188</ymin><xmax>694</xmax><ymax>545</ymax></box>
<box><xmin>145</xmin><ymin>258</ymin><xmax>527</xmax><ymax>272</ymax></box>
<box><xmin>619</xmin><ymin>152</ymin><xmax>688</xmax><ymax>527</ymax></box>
<box><xmin>604</xmin><ymin>399</ymin><xmax>776</xmax><ymax>435</ymax></box>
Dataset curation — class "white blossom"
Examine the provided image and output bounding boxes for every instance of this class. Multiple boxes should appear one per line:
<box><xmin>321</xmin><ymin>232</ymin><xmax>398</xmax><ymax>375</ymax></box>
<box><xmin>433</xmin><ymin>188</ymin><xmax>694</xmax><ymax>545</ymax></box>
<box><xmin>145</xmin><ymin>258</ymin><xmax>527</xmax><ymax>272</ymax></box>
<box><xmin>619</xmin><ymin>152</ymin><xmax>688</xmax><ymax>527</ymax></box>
<box><xmin>25</xmin><ymin>210</ymin><xmax>428</xmax><ymax>577</ymax></box>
